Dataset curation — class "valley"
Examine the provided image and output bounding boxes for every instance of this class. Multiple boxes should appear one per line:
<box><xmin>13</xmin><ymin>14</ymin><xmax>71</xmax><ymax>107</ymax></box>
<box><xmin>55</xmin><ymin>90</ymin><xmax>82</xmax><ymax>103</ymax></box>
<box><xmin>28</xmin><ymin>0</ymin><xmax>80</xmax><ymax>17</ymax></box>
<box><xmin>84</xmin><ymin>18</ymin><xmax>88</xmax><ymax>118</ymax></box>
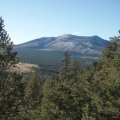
<box><xmin>14</xmin><ymin>34</ymin><xmax>109</xmax><ymax>73</ymax></box>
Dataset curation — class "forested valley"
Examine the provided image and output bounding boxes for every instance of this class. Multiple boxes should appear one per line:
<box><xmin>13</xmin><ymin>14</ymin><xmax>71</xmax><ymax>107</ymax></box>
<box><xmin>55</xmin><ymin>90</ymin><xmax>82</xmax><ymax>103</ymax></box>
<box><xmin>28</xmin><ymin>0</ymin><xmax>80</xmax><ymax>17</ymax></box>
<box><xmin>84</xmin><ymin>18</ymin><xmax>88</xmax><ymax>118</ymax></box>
<box><xmin>0</xmin><ymin>17</ymin><xmax>120</xmax><ymax>120</ymax></box>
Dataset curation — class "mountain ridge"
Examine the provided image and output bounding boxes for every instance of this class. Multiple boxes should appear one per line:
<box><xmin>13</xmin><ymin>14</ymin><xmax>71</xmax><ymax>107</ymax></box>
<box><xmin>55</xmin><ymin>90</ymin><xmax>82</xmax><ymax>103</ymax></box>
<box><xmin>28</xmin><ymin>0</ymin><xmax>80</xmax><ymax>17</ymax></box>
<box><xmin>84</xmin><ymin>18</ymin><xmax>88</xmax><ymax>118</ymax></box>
<box><xmin>15</xmin><ymin>34</ymin><xmax>109</xmax><ymax>54</ymax></box>
<box><xmin>14</xmin><ymin>34</ymin><xmax>109</xmax><ymax>72</ymax></box>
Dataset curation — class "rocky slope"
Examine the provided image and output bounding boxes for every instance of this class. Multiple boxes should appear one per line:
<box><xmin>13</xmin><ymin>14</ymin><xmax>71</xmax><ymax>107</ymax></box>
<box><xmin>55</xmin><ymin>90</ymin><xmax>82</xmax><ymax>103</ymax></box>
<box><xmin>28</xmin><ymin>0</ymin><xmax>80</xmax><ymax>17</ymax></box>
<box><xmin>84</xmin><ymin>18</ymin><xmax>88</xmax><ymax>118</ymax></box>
<box><xmin>15</xmin><ymin>34</ymin><xmax>109</xmax><ymax>54</ymax></box>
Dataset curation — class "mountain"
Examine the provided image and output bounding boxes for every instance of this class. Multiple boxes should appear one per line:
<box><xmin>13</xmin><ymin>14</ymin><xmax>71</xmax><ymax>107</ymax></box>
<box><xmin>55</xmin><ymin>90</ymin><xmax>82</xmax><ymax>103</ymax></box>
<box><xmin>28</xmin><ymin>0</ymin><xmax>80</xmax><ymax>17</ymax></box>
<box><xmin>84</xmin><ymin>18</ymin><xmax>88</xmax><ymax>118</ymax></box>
<box><xmin>14</xmin><ymin>34</ymin><xmax>109</xmax><ymax>73</ymax></box>
<box><xmin>15</xmin><ymin>34</ymin><xmax>108</xmax><ymax>54</ymax></box>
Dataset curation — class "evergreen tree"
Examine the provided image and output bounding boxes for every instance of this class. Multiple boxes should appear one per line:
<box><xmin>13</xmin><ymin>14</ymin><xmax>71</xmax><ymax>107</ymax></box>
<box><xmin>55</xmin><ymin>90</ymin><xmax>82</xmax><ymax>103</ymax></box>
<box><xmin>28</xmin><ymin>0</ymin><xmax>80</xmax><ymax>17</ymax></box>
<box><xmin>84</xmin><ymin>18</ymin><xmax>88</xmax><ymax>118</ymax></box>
<box><xmin>19</xmin><ymin>72</ymin><xmax>45</xmax><ymax>120</ymax></box>
<box><xmin>93</xmin><ymin>31</ymin><xmax>120</xmax><ymax>120</ymax></box>
<box><xmin>24</xmin><ymin>72</ymin><xmax>44</xmax><ymax>109</ymax></box>
<box><xmin>0</xmin><ymin>17</ymin><xmax>17</xmax><ymax>73</ymax></box>
<box><xmin>70</xmin><ymin>59</ymin><xmax>80</xmax><ymax>80</ymax></box>
<box><xmin>0</xmin><ymin>72</ymin><xmax>24</xmax><ymax>120</ymax></box>
<box><xmin>59</xmin><ymin>51</ymin><xmax>71</xmax><ymax>79</ymax></box>
<box><xmin>0</xmin><ymin>17</ymin><xmax>24</xmax><ymax>120</ymax></box>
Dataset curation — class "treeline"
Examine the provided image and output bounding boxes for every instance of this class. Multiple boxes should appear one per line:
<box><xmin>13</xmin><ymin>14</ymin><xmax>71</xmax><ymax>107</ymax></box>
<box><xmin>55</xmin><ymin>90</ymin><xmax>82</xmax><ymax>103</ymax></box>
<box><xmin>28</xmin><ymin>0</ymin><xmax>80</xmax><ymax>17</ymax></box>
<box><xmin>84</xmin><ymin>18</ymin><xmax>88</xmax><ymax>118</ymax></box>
<box><xmin>0</xmin><ymin>17</ymin><xmax>120</xmax><ymax>120</ymax></box>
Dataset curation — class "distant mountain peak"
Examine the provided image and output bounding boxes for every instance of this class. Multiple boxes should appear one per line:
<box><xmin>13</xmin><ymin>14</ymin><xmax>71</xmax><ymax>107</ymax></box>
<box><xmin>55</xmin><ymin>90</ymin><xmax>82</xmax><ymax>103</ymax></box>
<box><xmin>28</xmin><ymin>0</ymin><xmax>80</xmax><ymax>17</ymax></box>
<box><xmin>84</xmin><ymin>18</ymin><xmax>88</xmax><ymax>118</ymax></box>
<box><xmin>58</xmin><ymin>34</ymin><xmax>73</xmax><ymax>38</ymax></box>
<box><xmin>91</xmin><ymin>35</ymin><xmax>102</xmax><ymax>38</ymax></box>
<box><xmin>15</xmin><ymin>34</ymin><xmax>109</xmax><ymax>54</ymax></box>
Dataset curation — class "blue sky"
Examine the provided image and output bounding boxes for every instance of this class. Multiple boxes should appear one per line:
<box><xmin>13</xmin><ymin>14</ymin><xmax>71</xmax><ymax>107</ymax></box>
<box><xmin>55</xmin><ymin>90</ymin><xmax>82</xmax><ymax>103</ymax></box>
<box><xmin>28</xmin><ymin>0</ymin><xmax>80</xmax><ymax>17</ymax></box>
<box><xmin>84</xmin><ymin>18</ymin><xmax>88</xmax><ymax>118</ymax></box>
<box><xmin>0</xmin><ymin>0</ymin><xmax>120</xmax><ymax>44</ymax></box>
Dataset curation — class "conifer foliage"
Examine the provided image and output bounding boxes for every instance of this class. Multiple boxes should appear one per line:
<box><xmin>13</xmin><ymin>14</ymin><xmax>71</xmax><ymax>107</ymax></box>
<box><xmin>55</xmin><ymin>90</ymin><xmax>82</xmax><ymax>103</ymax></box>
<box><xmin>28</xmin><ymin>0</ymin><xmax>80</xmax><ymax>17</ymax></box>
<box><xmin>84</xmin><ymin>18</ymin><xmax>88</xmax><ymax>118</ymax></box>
<box><xmin>0</xmin><ymin>17</ymin><xmax>17</xmax><ymax>73</ymax></box>
<box><xmin>0</xmin><ymin>17</ymin><xmax>120</xmax><ymax>120</ymax></box>
<box><xmin>0</xmin><ymin>17</ymin><xmax>23</xmax><ymax>120</ymax></box>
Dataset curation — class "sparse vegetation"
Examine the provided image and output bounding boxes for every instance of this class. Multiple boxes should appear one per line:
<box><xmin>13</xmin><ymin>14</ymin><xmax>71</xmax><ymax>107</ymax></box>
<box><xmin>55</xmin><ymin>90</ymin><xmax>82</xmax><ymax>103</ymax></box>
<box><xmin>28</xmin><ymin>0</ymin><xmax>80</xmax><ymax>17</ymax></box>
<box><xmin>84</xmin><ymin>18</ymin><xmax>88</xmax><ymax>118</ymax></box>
<box><xmin>10</xmin><ymin>62</ymin><xmax>39</xmax><ymax>73</ymax></box>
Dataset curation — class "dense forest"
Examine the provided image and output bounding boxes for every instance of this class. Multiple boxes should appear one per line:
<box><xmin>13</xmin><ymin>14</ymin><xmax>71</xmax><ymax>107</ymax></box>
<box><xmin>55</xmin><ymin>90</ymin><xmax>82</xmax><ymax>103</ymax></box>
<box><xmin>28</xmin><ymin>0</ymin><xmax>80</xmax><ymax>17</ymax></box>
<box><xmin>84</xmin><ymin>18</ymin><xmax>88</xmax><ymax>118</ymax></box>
<box><xmin>0</xmin><ymin>17</ymin><xmax>120</xmax><ymax>120</ymax></box>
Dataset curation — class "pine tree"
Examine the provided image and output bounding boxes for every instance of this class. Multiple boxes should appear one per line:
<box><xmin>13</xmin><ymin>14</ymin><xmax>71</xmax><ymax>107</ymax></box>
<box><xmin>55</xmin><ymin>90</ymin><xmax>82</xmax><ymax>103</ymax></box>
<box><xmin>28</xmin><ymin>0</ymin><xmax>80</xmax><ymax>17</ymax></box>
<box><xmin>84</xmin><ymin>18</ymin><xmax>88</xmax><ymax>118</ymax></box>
<box><xmin>93</xmin><ymin>31</ymin><xmax>120</xmax><ymax>120</ymax></box>
<box><xmin>59</xmin><ymin>51</ymin><xmax>71</xmax><ymax>79</ymax></box>
<box><xmin>0</xmin><ymin>72</ymin><xmax>24</xmax><ymax>120</ymax></box>
<box><xmin>0</xmin><ymin>17</ymin><xmax>24</xmax><ymax>120</ymax></box>
<box><xmin>0</xmin><ymin>17</ymin><xmax>17</xmax><ymax>73</ymax></box>
<box><xmin>70</xmin><ymin>59</ymin><xmax>80</xmax><ymax>80</ymax></box>
<box><xmin>24</xmin><ymin>72</ymin><xmax>44</xmax><ymax>109</ymax></box>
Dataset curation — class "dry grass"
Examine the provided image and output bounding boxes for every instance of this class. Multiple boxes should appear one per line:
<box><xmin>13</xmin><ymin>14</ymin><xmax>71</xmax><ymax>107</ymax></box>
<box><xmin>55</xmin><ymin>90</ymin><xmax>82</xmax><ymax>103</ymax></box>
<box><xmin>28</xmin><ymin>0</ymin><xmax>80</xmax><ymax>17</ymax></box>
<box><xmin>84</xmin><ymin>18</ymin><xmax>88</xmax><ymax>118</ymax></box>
<box><xmin>10</xmin><ymin>62</ymin><xmax>39</xmax><ymax>73</ymax></box>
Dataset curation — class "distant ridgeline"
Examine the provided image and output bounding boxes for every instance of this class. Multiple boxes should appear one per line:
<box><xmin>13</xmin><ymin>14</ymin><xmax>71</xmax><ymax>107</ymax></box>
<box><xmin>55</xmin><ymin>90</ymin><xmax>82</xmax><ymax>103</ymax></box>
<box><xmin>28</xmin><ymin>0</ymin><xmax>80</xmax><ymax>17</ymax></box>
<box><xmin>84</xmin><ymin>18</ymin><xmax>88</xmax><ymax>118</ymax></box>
<box><xmin>14</xmin><ymin>34</ymin><xmax>109</xmax><ymax>73</ymax></box>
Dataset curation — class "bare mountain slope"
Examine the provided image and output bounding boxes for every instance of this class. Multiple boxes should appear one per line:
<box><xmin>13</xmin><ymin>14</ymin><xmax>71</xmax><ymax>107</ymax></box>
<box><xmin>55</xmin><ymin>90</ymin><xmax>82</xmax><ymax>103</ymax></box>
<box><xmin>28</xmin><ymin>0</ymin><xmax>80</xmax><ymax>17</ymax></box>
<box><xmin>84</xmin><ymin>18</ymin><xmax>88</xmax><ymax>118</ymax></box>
<box><xmin>15</xmin><ymin>34</ymin><xmax>108</xmax><ymax>54</ymax></box>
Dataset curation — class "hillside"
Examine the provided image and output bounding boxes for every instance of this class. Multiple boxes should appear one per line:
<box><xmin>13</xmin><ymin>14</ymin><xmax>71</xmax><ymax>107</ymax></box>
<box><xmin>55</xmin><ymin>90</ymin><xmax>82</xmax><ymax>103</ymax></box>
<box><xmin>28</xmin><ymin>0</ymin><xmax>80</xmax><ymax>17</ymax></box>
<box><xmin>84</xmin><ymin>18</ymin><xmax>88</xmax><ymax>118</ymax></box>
<box><xmin>14</xmin><ymin>34</ymin><xmax>109</xmax><ymax>73</ymax></box>
<box><xmin>10</xmin><ymin>62</ymin><xmax>39</xmax><ymax>73</ymax></box>
<box><xmin>15</xmin><ymin>34</ymin><xmax>108</xmax><ymax>54</ymax></box>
